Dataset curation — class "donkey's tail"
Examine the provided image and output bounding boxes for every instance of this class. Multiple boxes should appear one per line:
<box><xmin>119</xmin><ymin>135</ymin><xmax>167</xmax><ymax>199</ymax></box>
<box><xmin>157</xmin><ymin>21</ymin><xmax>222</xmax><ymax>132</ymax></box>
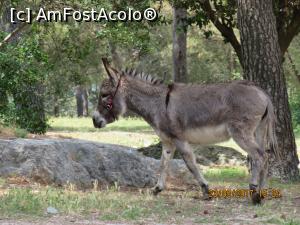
<box><xmin>264</xmin><ymin>99</ymin><xmax>279</xmax><ymax>159</ymax></box>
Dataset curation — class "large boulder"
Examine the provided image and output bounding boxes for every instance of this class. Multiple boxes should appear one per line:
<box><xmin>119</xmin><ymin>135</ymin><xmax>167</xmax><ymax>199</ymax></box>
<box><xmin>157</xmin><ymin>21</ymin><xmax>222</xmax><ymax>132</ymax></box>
<box><xmin>0</xmin><ymin>139</ymin><xmax>193</xmax><ymax>188</ymax></box>
<box><xmin>138</xmin><ymin>142</ymin><xmax>246</xmax><ymax>166</ymax></box>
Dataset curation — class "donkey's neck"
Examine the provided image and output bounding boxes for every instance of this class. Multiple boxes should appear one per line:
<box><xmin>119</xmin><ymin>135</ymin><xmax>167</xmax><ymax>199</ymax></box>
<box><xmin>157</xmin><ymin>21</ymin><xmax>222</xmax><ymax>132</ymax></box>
<box><xmin>121</xmin><ymin>78</ymin><xmax>167</xmax><ymax>126</ymax></box>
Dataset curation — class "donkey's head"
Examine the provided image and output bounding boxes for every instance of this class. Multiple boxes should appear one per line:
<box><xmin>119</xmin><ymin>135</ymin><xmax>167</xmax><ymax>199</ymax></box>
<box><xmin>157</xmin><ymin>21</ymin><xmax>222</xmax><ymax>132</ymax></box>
<box><xmin>92</xmin><ymin>58</ymin><xmax>125</xmax><ymax>128</ymax></box>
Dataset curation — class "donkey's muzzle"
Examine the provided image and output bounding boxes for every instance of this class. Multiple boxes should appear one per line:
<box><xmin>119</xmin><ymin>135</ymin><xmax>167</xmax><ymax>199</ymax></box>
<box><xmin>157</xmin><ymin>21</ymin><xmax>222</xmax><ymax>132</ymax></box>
<box><xmin>93</xmin><ymin>117</ymin><xmax>101</xmax><ymax>128</ymax></box>
<box><xmin>92</xmin><ymin>111</ymin><xmax>106</xmax><ymax>128</ymax></box>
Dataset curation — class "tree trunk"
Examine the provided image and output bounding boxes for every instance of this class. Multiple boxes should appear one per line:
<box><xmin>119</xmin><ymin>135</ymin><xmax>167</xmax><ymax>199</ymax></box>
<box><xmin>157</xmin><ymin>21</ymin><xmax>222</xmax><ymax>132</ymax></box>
<box><xmin>172</xmin><ymin>6</ymin><xmax>187</xmax><ymax>83</ymax></box>
<box><xmin>54</xmin><ymin>105</ymin><xmax>59</xmax><ymax>117</ymax></box>
<box><xmin>109</xmin><ymin>42</ymin><xmax>123</xmax><ymax>70</ymax></box>
<box><xmin>75</xmin><ymin>85</ymin><xmax>88</xmax><ymax>117</ymax></box>
<box><xmin>0</xmin><ymin>2</ymin><xmax>27</xmax><ymax>48</ymax></box>
<box><xmin>53</xmin><ymin>95</ymin><xmax>59</xmax><ymax>117</ymax></box>
<box><xmin>75</xmin><ymin>86</ymin><xmax>84</xmax><ymax>117</ymax></box>
<box><xmin>82</xmin><ymin>88</ymin><xmax>88</xmax><ymax>117</ymax></box>
<box><xmin>237</xmin><ymin>0</ymin><xmax>299</xmax><ymax>180</ymax></box>
<box><xmin>0</xmin><ymin>88</ymin><xmax>7</xmax><ymax>112</ymax></box>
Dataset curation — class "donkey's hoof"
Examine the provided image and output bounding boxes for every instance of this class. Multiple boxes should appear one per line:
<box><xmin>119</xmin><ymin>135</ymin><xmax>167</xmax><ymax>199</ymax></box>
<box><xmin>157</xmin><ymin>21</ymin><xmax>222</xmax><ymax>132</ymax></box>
<box><xmin>201</xmin><ymin>184</ymin><xmax>212</xmax><ymax>200</ymax></box>
<box><xmin>251</xmin><ymin>192</ymin><xmax>262</xmax><ymax>205</ymax></box>
<box><xmin>151</xmin><ymin>186</ymin><xmax>162</xmax><ymax>196</ymax></box>
<box><xmin>202</xmin><ymin>193</ymin><xmax>212</xmax><ymax>201</ymax></box>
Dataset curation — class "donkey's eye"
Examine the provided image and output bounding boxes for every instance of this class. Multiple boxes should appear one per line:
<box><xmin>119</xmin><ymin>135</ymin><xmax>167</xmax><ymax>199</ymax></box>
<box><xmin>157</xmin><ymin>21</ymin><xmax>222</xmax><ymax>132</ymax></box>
<box><xmin>101</xmin><ymin>94</ymin><xmax>109</xmax><ymax>98</ymax></box>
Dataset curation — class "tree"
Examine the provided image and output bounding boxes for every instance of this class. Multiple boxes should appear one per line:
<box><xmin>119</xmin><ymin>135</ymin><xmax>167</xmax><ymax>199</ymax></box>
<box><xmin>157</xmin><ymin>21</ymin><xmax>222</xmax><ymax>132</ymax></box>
<box><xmin>172</xmin><ymin>5</ymin><xmax>188</xmax><ymax>82</ymax></box>
<box><xmin>187</xmin><ymin>0</ymin><xmax>300</xmax><ymax>61</ymax></box>
<box><xmin>276</xmin><ymin>0</ymin><xmax>300</xmax><ymax>57</ymax></box>
<box><xmin>75</xmin><ymin>85</ymin><xmax>89</xmax><ymax>117</ymax></box>
<box><xmin>183</xmin><ymin>0</ymin><xmax>300</xmax><ymax>180</ymax></box>
<box><xmin>237</xmin><ymin>0</ymin><xmax>299</xmax><ymax>180</ymax></box>
<box><xmin>0</xmin><ymin>33</ymin><xmax>49</xmax><ymax>133</ymax></box>
<box><xmin>109</xmin><ymin>42</ymin><xmax>123</xmax><ymax>69</ymax></box>
<box><xmin>0</xmin><ymin>0</ymin><xmax>69</xmax><ymax>132</ymax></box>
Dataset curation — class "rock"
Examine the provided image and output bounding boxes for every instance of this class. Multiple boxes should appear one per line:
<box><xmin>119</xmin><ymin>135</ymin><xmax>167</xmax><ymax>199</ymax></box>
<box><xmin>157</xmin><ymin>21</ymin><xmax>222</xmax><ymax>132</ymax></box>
<box><xmin>0</xmin><ymin>139</ymin><xmax>193</xmax><ymax>188</ymax></box>
<box><xmin>138</xmin><ymin>142</ymin><xmax>246</xmax><ymax>166</ymax></box>
<box><xmin>193</xmin><ymin>145</ymin><xmax>246</xmax><ymax>166</ymax></box>
<box><xmin>46</xmin><ymin>207</ymin><xmax>59</xmax><ymax>214</ymax></box>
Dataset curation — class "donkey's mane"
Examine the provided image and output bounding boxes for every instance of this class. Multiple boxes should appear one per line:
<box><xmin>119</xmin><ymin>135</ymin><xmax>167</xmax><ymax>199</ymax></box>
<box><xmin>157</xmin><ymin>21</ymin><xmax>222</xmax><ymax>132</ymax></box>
<box><xmin>123</xmin><ymin>68</ymin><xmax>164</xmax><ymax>85</ymax></box>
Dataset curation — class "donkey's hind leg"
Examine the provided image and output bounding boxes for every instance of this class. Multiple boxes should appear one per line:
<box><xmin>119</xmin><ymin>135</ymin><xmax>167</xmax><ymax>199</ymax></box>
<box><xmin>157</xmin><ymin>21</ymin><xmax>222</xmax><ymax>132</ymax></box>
<box><xmin>174</xmin><ymin>140</ymin><xmax>210</xmax><ymax>200</ymax></box>
<box><xmin>152</xmin><ymin>141</ymin><xmax>176</xmax><ymax>195</ymax></box>
<box><xmin>255</xmin><ymin>121</ymin><xmax>269</xmax><ymax>190</ymax></box>
<box><xmin>228</xmin><ymin>124</ymin><xmax>266</xmax><ymax>204</ymax></box>
<box><xmin>259</xmin><ymin>157</ymin><xmax>269</xmax><ymax>191</ymax></box>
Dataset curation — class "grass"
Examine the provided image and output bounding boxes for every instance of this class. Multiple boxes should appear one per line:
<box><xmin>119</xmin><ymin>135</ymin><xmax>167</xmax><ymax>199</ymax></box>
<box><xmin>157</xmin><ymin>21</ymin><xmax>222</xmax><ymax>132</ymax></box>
<box><xmin>0</xmin><ymin>168</ymin><xmax>299</xmax><ymax>224</ymax></box>
<box><xmin>48</xmin><ymin>117</ymin><xmax>152</xmax><ymax>133</ymax></box>
<box><xmin>47</xmin><ymin>117</ymin><xmax>158</xmax><ymax>148</ymax></box>
<box><xmin>204</xmin><ymin>167</ymin><xmax>248</xmax><ymax>182</ymax></box>
<box><xmin>0</xmin><ymin>186</ymin><xmax>161</xmax><ymax>220</ymax></box>
<box><xmin>48</xmin><ymin>117</ymin><xmax>300</xmax><ymax>152</ymax></box>
<box><xmin>0</xmin><ymin>124</ymin><xmax>28</xmax><ymax>138</ymax></box>
<box><xmin>0</xmin><ymin>177</ymin><xmax>204</xmax><ymax>222</ymax></box>
<box><xmin>47</xmin><ymin>130</ymin><xmax>159</xmax><ymax>148</ymax></box>
<box><xmin>14</xmin><ymin>128</ymin><xmax>28</xmax><ymax>138</ymax></box>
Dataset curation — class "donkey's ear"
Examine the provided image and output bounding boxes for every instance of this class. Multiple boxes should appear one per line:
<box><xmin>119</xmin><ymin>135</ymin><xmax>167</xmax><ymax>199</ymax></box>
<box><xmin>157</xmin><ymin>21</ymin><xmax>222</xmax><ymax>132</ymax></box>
<box><xmin>102</xmin><ymin>58</ymin><xmax>119</xmax><ymax>84</ymax></box>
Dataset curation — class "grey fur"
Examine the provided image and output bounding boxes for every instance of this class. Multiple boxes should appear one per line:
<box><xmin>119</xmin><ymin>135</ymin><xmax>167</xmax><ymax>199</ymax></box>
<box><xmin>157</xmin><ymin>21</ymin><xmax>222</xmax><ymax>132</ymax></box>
<box><xmin>93</xmin><ymin>59</ymin><xmax>278</xmax><ymax>203</ymax></box>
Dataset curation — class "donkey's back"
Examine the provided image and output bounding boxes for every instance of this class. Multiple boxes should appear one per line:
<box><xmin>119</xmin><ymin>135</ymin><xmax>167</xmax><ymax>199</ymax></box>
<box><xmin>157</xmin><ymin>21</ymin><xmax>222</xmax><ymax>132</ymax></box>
<box><xmin>166</xmin><ymin>81</ymin><xmax>273</xmax><ymax>146</ymax></box>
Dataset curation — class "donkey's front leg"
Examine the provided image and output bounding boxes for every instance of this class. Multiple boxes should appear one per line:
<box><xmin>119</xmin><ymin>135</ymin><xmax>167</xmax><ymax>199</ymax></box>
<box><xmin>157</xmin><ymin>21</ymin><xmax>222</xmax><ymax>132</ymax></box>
<box><xmin>174</xmin><ymin>140</ymin><xmax>210</xmax><ymax>200</ymax></box>
<box><xmin>152</xmin><ymin>141</ymin><xmax>176</xmax><ymax>195</ymax></box>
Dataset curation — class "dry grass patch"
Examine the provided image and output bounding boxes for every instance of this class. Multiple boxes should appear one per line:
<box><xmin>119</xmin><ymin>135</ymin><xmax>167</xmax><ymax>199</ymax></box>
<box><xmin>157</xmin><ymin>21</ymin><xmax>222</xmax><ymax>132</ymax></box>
<box><xmin>0</xmin><ymin>168</ymin><xmax>299</xmax><ymax>225</ymax></box>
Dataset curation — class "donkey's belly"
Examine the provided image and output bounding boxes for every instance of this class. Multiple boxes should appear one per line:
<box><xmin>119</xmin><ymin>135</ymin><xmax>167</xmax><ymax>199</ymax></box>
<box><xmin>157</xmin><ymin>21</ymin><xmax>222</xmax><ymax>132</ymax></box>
<box><xmin>183</xmin><ymin>124</ymin><xmax>230</xmax><ymax>144</ymax></box>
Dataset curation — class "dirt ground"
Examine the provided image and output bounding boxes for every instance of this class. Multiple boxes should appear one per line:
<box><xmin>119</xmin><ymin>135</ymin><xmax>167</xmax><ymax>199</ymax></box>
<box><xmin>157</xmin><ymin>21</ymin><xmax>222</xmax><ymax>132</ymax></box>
<box><xmin>0</xmin><ymin>187</ymin><xmax>299</xmax><ymax>225</ymax></box>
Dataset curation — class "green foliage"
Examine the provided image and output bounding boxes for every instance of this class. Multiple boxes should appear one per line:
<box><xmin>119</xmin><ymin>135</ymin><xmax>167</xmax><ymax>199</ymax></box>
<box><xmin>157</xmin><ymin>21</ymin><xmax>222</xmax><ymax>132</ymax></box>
<box><xmin>290</xmin><ymin>90</ymin><xmax>300</xmax><ymax>132</ymax></box>
<box><xmin>188</xmin><ymin>26</ymin><xmax>241</xmax><ymax>83</ymax></box>
<box><xmin>97</xmin><ymin>22</ymin><xmax>151</xmax><ymax>55</ymax></box>
<box><xmin>184</xmin><ymin>0</ymin><xmax>300</xmax><ymax>43</ymax></box>
<box><xmin>184</xmin><ymin>0</ymin><xmax>237</xmax><ymax>40</ymax></box>
<box><xmin>0</xmin><ymin>101</ymin><xmax>19</xmax><ymax>131</ymax></box>
<box><xmin>0</xmin><ymin>32</ymin><xmax>49</xmax><ymax>134</ymax></box>
<box><xmin>41</xmin><ymin>22</ymin><xmax>103</xmax><ymax>117</ymax></box>
<box><xmin>284</xmin><ymin>35</ymin><xmax>300</xmax><ymax>131</ymax></box>
<box><xmin>14</xmin><ymin>128</ymin><xmax>28</xmax><ymax>138</ymax></box>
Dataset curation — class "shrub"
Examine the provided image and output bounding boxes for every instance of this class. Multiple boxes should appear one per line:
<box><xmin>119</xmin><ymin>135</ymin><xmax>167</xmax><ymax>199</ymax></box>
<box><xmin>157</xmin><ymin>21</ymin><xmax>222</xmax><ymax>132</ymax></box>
<box><xmin>0</xmin><ymin>33</ymin><xmax>48</xmax><ymax>134</ymax></box>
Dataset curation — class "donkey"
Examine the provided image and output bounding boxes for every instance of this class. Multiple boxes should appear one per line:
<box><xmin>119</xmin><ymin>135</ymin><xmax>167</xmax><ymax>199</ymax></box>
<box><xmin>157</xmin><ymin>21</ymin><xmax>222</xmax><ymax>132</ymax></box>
<box><xmin>93</xmin><ymin>58</ymin><xmax>278</xmax><ymax>204</ymax></box>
